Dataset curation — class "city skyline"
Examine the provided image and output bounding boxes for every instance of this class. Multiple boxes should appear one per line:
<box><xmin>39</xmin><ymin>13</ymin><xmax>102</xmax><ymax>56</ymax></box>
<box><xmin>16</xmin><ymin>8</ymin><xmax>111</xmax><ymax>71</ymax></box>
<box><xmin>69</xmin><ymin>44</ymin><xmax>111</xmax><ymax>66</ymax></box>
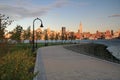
<box><xmin>0</xmin><ymin>0</ymin><xmax>120</xmax><ymax>33</ymax></box>
<box><xmin>5</xmin><ymin>25</ymin><xmax>120</xmax><ymax>40</ymax></box>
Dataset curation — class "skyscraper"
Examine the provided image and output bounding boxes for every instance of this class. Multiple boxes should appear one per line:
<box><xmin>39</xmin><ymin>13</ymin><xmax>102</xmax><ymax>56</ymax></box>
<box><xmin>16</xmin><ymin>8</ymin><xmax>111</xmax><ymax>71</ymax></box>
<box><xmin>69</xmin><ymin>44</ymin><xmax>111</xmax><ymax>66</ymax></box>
<box><xmin>78</xmin><ymin>22</ymin><xmax>82</xmax><ymax>33</ymax></box>
<box><xmin>61</xmin><ymin>27</ymin><xmax>66</xmax><ymax>40</ymax></box>
<box><xmin>62</xmin><ymin>27</ymin><xmax>66</xmax><ymax>34</ymax></box>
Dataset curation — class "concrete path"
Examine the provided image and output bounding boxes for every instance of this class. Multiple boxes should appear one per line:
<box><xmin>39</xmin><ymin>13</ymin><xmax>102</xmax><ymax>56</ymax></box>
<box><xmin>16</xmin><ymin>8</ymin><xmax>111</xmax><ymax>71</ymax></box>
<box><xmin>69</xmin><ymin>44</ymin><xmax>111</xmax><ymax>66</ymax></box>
<box><xmin>34</xmin><ymin>45</ymin><xmax>120</xmax><ymax>80</ymax></box>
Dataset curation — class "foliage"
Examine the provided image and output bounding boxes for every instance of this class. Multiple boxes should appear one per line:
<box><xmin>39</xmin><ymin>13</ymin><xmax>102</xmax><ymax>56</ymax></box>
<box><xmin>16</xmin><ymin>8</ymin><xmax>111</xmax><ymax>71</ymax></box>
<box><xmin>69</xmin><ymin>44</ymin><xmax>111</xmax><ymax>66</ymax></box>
<box><xmin>0</xmin><ymin>14</ymin><xmax>13</xmax><ymax>40</ymax></box>
<box><xmin>50</xmin><ymin>32</ymin><xmax>55</xmax><ymax>40</ymax></box>
<box><xmin>44</xmin><ymin>30</ymin><xmax>48</xmax><ymax>40</ymax></box>
<box><xmin>0</xmin><ymin>42</ymin><xmax>37</xmax><ymax>80</ymax></box>
<box><xmin>55</xmin><ymin>33</ymin><xmax>59</xmax><ymax>41</ymax></box>
<box><xmin>0</xmin><ymin>49</ymin><xmax>36</xmax><ymax>80</ymax></box>
<box><xmin>36</xmin><ymin>31</ymin><xmax>42</xmax><ymax>40</ymax></box>
<box><xmin>22</xmin><ymin>26</ymin><xmax>31</xmax><ymax>40</ymax></box>
<box><xmin>69</xmin><ymin>32</ymin><xmax>76</xmax><ymax>40</ymax></box>
<box><xmin>10</xmin><ymin>25</ymin><xmax>23</xmax><ymax>42</ymax></box>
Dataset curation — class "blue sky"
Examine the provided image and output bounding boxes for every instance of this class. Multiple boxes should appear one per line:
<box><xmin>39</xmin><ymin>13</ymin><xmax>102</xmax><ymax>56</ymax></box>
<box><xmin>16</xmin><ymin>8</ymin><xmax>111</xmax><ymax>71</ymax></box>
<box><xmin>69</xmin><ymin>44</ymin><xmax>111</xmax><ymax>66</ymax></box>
<box><xmin>0</xmin><ymin>0</ymin><xmax>120</xmax><ymax>33</ymax></box>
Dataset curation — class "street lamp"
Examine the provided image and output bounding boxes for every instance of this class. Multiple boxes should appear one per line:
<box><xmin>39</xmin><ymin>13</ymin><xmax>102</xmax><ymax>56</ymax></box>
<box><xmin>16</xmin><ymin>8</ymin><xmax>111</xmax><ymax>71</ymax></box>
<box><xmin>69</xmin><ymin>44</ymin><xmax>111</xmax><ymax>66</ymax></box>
<box><xmin>32</xmin><ymin>18</ymin><xmax>44</xmax><ymax>52</ymax></box>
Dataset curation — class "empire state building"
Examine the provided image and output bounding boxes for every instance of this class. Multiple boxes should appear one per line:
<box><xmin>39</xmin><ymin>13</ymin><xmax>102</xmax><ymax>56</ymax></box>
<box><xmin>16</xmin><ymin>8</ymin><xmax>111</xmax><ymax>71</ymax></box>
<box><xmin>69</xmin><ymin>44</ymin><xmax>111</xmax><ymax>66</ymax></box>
<box><xmin>78</xmin><ymin>22</ymin><xmax>82</xmax><ymax>33</ymax></box>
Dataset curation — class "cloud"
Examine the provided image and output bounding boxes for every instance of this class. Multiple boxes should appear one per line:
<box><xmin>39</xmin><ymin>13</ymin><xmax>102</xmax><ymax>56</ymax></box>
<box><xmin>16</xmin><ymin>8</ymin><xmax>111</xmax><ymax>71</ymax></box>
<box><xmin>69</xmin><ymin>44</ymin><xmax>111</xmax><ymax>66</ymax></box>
<box><xmin>0</xmin><ymin>0</ymin><xmax>68</xmax><ymax>20</ymax></box>
<box><xmin>108</xmin><ymin>14</ymin><xmax>120</xmax><ymax>18</ymax></box>
<box><xmin>52</xmin><ymin>0</ymin><xmax>68</xmax><ymax>8</ymax></box>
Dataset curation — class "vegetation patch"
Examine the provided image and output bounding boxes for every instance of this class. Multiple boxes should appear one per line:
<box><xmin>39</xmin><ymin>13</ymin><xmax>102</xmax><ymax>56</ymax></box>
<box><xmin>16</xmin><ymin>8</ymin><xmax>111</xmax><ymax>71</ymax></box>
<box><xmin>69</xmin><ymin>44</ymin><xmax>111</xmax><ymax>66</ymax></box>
<box><xmin>0</xmin><ymin>43</ymin><xmax>36</xmax><ymax>80</ymax></box>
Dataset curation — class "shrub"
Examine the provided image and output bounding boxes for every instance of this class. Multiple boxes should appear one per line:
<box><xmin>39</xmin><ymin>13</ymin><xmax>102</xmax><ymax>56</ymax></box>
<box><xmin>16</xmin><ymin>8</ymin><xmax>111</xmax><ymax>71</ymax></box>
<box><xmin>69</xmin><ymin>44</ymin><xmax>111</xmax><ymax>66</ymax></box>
<box><xmin>0</xmin><ymin>49</ymin><xmax>36</xmax><ymax>80</ymax></box>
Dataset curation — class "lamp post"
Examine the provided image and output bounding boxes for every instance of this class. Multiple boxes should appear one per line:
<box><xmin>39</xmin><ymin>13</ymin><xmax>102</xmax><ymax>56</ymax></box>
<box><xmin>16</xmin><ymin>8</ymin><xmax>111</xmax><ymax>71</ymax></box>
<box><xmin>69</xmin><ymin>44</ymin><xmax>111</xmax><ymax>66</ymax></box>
<box><xmin>32</xmin><ymin>18</ymin><xmax>44</xmax><ymax>52</ymax></box>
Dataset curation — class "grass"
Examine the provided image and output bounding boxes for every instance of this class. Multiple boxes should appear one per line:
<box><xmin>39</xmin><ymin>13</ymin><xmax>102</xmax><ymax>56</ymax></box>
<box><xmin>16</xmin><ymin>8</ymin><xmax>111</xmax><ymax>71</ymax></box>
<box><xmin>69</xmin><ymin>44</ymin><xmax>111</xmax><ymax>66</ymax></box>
<box><xmin>0</xmin><ymin>49</ymin><xmax>36</xmax><ymax>80</ymax></box>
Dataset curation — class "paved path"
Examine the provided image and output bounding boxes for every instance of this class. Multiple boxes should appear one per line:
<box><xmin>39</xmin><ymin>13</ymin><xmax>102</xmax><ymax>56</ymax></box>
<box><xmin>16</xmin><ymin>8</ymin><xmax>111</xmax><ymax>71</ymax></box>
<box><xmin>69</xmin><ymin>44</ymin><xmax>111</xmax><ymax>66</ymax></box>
<box><xmin>34</xmin><ymin>45</ymin><xmax>120</xmax><ymax>80</ymax></box>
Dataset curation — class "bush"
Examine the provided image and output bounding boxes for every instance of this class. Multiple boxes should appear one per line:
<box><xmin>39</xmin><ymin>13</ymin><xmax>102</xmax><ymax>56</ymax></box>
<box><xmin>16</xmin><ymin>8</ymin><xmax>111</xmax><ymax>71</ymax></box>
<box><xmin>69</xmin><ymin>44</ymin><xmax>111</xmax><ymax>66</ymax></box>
<box><xmin>0</xmin><ymin>49</ymin><xmax>36</xmax><ymax>80</ymax></box>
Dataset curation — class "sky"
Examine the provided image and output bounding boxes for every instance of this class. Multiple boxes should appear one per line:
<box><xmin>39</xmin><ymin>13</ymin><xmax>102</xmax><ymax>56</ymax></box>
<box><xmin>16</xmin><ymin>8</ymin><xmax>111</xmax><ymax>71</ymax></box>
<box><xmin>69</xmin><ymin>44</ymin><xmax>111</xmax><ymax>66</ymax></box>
<box><xmin>0</xmin><ymin>0</ymin><xmax>120</xmax><ymax>33</ymax></box>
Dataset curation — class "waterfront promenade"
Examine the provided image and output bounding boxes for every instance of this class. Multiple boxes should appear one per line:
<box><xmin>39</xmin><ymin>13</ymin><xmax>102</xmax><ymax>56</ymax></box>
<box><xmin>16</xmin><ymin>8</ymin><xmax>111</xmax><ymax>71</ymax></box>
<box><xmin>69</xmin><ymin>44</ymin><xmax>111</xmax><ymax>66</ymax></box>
<box><xmin>34</xmin><ymin>45</ymin><xmax>120</xmax><ymax>80</ymax></box>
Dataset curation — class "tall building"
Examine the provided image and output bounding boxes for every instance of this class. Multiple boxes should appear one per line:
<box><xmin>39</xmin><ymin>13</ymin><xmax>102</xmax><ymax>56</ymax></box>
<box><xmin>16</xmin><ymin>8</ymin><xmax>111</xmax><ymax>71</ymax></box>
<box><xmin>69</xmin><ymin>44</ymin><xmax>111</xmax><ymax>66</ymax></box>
<box><xmin>111</xmin><ymin>30</ymin><xmax>114</xmax><ymax>36</ymax></box>
<box><xmin>78</xmin><ymin>22</ymin><xmax>82</xmax><ymax>33</ymax></box>
<box><xmin>62</xmin><ymin>27</ymin><xmax>66</xmax><ymax>34</ymax></box>
<box><xmin>61</xmin><ymin>27</ymin><xmax>66</xmax><ymax>40</ymax></box>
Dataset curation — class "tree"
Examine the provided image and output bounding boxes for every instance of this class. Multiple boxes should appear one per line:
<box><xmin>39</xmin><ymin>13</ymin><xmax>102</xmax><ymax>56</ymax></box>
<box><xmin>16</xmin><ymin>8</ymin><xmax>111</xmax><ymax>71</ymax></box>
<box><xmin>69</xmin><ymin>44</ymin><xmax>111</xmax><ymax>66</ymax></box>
<box><xmin>0</xmin><ymin>14</ymin><xmax>13</xmax><ymax>41</ymax></box>
<box><xmin>10</xmin><ymin>25</ymin><xmax>23</xmax><ymax>42</ymax></box>
<box><xmin>35</xmin><ymin>28</ymin><xmax>42</xmax><ymax>40</ymax></box>
<box><xmin>36</xmin><ymin>32</ymin><xmax>42</xmax><ymax>40</ymax></box>
<box><xmin>69</xmin><ymin>32</ymin><xmax>76</xmax><ymax>43</ymax></box>
<box><xmin>26</xmin><ymin>26</ymin><xmax>31</xmax><ymax>40</ymax></box>
<box><xmin>55</xmin><ymin>33</ymin><xmax>59</xmax><ymax>41</ymax></box>
<box><xmin>44</xmin><ymin>30</ymin><xmax>48</xmax><ymax>41</ymax></box>
<box><xmin>44</xmin><ymin>30</ymin><xmax>48</xmax><ymax>46</ymax></box>
<box><xmin>22</xmin><ymin>26</ymin><xmax>31</xmax><ymax>40</ymax></box>
<box><xmin>22</xmin><ymin>30</ymin><xmax>27</xmax><ymax>40</ymax></box>
<box><xmin>50</xmin><ymin>32</ymin><xmax>55</xmax><ymax>40</ymax></box>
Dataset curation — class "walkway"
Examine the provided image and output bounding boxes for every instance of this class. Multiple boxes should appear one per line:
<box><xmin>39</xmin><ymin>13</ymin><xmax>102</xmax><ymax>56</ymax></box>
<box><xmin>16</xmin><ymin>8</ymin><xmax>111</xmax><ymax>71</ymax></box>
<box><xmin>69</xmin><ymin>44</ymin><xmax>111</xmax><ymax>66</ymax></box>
<box><xmin>34</xmin><ymin>45</ymin><xmax>120</xmax><ymax>80</ymax></box>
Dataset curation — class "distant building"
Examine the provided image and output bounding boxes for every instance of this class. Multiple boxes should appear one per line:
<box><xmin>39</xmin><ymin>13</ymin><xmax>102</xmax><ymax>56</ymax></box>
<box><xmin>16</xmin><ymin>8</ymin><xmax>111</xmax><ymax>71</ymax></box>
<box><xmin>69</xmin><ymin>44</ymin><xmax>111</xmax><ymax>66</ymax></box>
<box><xmin>78</xmin><ymin>22</ymin><xmax>82</xmax><ymax>33</ymax></box>
<box><xmin>36</xmin><ymin>28</ymin><xmax>42</xmax><ymax>33</ymax></box>
<box><xmin>62</xmin><ymin>27</ymin><xmax>66</xmax><ymax>34</ymax></box>
<box><xmin>82</xmin><ymin>32</ymin><xmax>91</xmax><ymax>39</ymax></box>
<box><xmin>75</xmin><ymin>32</ymin><xmax>85</xmax><ymax>40</ymax></box>
<box><xmin>105</xmin><ymin>30</ymin><xmax>112</xmax><ymax>39</ymax></box>
<box><xmin>61</xmin><ymin>27</ymin><xmax>66</xmax><ymax>40</ymax></box>
<box><xmin>113</xmin><ymin>30</ymin><xmax>120</xmax><ymax>38</ymax></box>
<box><xmin>111</xmin><ymin>30</ymin><xmax>114</xmax><ymax>36</ymax></box>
